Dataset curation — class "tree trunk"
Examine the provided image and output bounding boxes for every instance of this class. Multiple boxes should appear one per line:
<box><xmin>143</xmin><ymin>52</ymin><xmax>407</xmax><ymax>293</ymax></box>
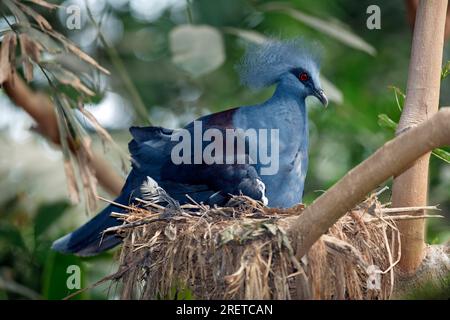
<box><xmin>392</xmin><ymin>0</ymin><xmax>448</xmax><ymax>274</ymax></box>
<box><xmin>286</xmin><ymin>108</ymin><xmax>450</xmax><ymax>259</ymax></box>
<box><xmin>405</xmin><ymin>0</ymin><xmax>450</xmax><ymax>41</ymax></box>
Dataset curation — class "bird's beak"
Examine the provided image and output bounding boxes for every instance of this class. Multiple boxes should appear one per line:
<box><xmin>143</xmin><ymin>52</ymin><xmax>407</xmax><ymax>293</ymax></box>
<box><xmin>313</xmin><ymin>88</ymin><xmax>328</xmax><ymax>107</ymax></box>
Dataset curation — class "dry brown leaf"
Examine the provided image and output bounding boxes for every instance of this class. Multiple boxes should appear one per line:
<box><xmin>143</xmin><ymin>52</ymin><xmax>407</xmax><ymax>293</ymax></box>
<box><xmin>15</xmin><ymin>1</ymin><xmax>53</xmax><ymax>31</ymax></box>
<box><xmin>78</xmin><ymin>106</ymin><xmax>131</xmax><ymax>165</ymax></box>
<box><xmin>78</xmin><ymin>107</ymin><xmax>115</xmax><ymax>143</ymax></box>
<box><xmin>19</xmin><ymin>33</ymin><xmax>42</xmax><ymax>61</ymax></box>
<box><xmin>0</xmin><ymin>33</ymin><xmax>18</xmax><ymax>84</ymax></box>
<box><xmin>22</xmin><ymin>27</ymin><xmax>61</xmax><ymax>53</ymax></box>
<box><xmin>50</xmin><ymin>66</ymin><xmax>95</xmax><ymax>96</ymax></box>
<box><xmin>3</xmin><ymin>0</ymin><xmax>31</xmax><ymax>27</ymax></box>
<box><xmin>64</xmin><ymin>159</ymin><xmax>80</xmax><ymax>204</ymax></box>
<box><xmin>22</xmin><ymin>58</ymin><xmax>33</xmax><ymax>82</ymax></box>
<box><xmin>76</xmin><ymin>137</ymin><xmax>99</xmax><ymax>211</ymax></box>
<box><xmin>19</xmin><ymin>33</ymin><xmax>43</xmax><ymax>82</ymax></box>
<box><xmin>47</xmin><ymin>30</ymin><xmax>110</xmax><ymax>75</ymax></box>
<box><xmin>25</xmin><ymin>0</ymin><xmax>60</xmax><ymax>9</ymax></box>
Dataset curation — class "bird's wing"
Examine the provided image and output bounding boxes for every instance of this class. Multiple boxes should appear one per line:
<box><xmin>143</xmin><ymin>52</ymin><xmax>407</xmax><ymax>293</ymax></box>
<box><xmin>128</xmin><ymin>126</ymin><xmax>174</xmax><ymax>178</ymax></box>
<box><xmin>160</xmin><ymin>107</ymin><xmax>267</xmax><ymax>205</ymax></box>
<box><xmin>161</xmin><ymin>161</ymin><xmax>267</xmax><ymax>206</ymax></box>
<box><xmin>125</xmin><ymin>125</ymin><xmax>221</xmax><ymax>204</ymax></box>
<box><xmin>195</xmin><ymin>107</ymin><xmax>238</xmax><ymax>129</ymax></box>
<box><xmin>127</xmin><ymin>111</ymin><xmax>267</xmax><ymax>205</ymax></box>
<box><xmin>51</xmin><ymin>111</ymin><xmax>266</xmax><ymax>257</ymax></box>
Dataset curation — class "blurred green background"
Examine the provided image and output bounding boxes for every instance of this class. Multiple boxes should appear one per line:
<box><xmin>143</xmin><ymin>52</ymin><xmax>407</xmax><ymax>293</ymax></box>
<box><xmin>0</xmin><ymin>0</ymin><xmax>449</xmax><ymax>299</ymax></box>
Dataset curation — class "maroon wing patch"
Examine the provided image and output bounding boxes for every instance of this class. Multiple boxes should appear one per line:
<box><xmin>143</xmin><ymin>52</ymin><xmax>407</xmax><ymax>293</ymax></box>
<box><xmin>202</xmin><ymin>107</ymin><xmax>237</xmax><ymax>129</ymax></box>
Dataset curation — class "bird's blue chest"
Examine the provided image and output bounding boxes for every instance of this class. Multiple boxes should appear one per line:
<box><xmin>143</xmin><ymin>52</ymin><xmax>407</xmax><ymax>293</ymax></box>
<box><xmin>234</xmin><ymin>98</ymin><xmax>309</xmax><ymax>208</ymax></box>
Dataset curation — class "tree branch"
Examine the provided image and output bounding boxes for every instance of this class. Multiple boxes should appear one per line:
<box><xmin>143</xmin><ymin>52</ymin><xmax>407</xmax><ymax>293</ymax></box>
<box><xmin>285</xmin><ymin>108</ymin><xmax>450</xmax><ymax>259</ymax></box>
<box><xmin>2</xmin><ymin>73</ymin><xmax>124</xmax><ymax>196</ymax></box>
<box><xmin>405</xmin><ymin>0</ymin><xmax>450</xmax><ymax>41</ymax></box>
<box><xmin>393</xmin><ymin>244</ymin><xmax>450</xmax><ymax>298</ymax></box>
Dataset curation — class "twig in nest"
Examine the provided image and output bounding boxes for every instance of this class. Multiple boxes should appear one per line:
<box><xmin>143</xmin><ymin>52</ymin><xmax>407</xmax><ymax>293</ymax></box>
<box><xmin>103</xmin><ymin>217</ymin><xmax>164</xmax><ymax>234</ymax></box>
<box><xmin>366</xmin><ymin>214</ymin><xmax>444</xmax><ymax>223</ymax></box>
<box><xmin>376</xmin><ymin>205</ymin><xmax>440</xmax><ymax>214</ymax></box>
<box><xmin>97</xmin><ymin>196</ymin><xmax>133</xmax><ymax>211</ymax></box>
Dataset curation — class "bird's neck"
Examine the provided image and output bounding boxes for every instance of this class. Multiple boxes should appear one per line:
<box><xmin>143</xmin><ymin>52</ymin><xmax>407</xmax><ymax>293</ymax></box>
<box><xmin>269</xmin><ymin>77</ymin><xmax>307</xmax><ymax>113</ymax></box>
<box><xmin>273</xmin><ymin>77</ymin><xmax>306</xmax><ymax>105</ymax></box>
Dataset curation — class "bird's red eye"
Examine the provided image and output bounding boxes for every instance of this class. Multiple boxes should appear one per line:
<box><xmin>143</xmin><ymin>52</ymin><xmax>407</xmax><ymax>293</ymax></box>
<box><xmin>299</xmin><ymin>72</ymin><xmax>309</xmax><ymax>82</ymax></box>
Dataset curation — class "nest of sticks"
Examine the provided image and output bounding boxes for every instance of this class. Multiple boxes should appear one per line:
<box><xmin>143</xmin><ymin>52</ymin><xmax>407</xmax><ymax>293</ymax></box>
<box><xmin>103</xmin><ymin>182</ymin><xmax>439</xmax><ymax>300</ymax></box>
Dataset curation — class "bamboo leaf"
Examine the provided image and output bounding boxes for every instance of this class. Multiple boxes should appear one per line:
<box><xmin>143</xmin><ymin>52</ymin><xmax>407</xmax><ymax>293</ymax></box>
<box><xmin>59</xmin><ymin>95</ymin><xmax>98</xmax><ymax>211</ymax></box>
<box><xmin>3</xmin><ymin>0</ymin><xmax>31</xmax><ymax>27</ymax></box>
<box><xmin>42</xmin><ymin>252</ymin><xmax>85</xmax><ymax>300</ymax></box>
<box><xmin>378</xmin><ymin>114</ymin><xmax>398</xmax><ymax>131</ymax></box>
<box><xmin>432</xmin><ymin>148</ymin><xmax>450</xmax><ymax>164</ymax></box>
<box><xmin>378</xmin><ymin>112</ymin><xmax>449</xmax><ymax>164</ymax></box>
<box><xmin>442</xmin><ymin>61</ymin><xmax>450</xmax><ymax>80</ymax></box>
<box><xmin>320</xmin><ymin>76</ymin><xmax>343</xmax><ymax>105</ymax></box>
<box><xmin>388</xmin><ymin>85</ymin><xmax>405</xmax><ymax>111</ymax></box>
<box><xmin>34</xmin><ymin>201</ymin><xmax>70</xmax><ymax>239</ymax></box>
<box><xmin>43</xmin><ymin>62</ymin><xmax>95</xmax><ymax>96</ymax></box>
<box><xmin>0</xmin><ymin>32</ymin><xmax>17</xmax><ymax>84</ymax></box>
<box><xmin>19</xmin><ymin>33</ymin><xmax>44</xmax><ymax>81</ymax></box>
<box><xmin>261</xmin><ymin>2</ymin><xmax>376</xmax><ymax>55</ymax></box>
<box><xmin>78</xmin><ymin>106</ymin><xmax>131</xmax><ymax>167</ymax></box>
<box><xmin>14</xmin><ymin>0</ymin><xmax>53</xmax><ymax>31</ymax></box>
<box><xmin>19</xmin><ymin>26</ymin><xmax>61</xmax><ymax>53</ymax></box>
<box><xmin>47</xmin><ymin>29</ymin><xmax>110</xmax><ymax>74</ymax></box>
<box><xmin>24</xmin><ymin>0</ymin><xmax>60</xmax><ymax>10</ymax></box>
<box><xmin>54</xmin><ymin>100</ymin><xmax>81</xmax><ymax>204</ymax></box>
<box><xmin>223</xmin><ymin>27</ymin><xmax>268</xmax><ymax>44</ymax></box>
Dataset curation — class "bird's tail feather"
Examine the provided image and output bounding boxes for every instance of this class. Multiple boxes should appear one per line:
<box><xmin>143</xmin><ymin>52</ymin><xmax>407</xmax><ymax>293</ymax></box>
<box><xmin>52</xmin><ymin>195</ymin><xmax>127</xmax><ymax>256</ymax></box>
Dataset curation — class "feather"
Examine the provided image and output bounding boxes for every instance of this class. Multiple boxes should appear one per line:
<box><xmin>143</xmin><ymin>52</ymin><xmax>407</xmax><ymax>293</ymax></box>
<box><xmin>236</xmin><ymin>38</ymin><xmax>322</xmax><ymax>89</ymax></box>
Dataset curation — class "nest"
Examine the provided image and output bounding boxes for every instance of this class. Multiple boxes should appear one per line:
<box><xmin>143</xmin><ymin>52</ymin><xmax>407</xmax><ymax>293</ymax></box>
<box><xmin>106</xmin><ymin>186</ymin><xmax>408</xmax><ymax>300</ymax></box>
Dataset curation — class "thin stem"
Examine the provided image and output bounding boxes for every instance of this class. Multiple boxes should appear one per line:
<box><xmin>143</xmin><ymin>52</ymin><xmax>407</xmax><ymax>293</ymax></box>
<box><xmin>186</xmin><ymin>0</ymin><xmax>194</xmax><ymax>24</ymax></box>
<box><xmin>84</xmin><ymin>2</ymin><xmax>151</xmax><ymax>125</ymax></box>
<box><xmin>1</xmin><ymin>12</ymin><xmax>14</xmax><ymax>29</ymax></box>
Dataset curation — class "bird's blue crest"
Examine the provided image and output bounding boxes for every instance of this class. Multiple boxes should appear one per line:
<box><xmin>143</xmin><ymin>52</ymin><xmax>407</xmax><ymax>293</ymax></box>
<box><xmin>236</xmin><ymin>38</ymin><xmax>322</xmax><ymax>89</ymax></box>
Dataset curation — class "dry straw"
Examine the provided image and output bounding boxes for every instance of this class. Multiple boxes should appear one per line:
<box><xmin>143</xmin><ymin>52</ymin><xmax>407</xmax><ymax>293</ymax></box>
<box><xmin>95</xmin><ymin>185</ymin><xmax>440</xmax><ymax>300</ymax></box>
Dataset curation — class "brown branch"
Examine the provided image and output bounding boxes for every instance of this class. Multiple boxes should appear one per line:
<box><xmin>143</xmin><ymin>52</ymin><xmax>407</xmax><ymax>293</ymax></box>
<box><xmin>393</xmin><ymin>0</ymin><xmax>448</xmax><ymax>274</ymax></box>
<box><xmin>2</xmin><ymin>73</ymin><xmax>124</xmax><ymax>196</ymax></box>
<box><xmin>0</xmin><ymin>276</ymin><xmax>42</xmax><ymax>300</ymax></box>
<box><xmin>285</xmin><ymin>108</ymin><xmax>450</xmax><ymax>259</ymax></box>
<box><xmin>405</xmin><ymin>0</ymin><xmax>450</xmax><ymax>41</ymax></box>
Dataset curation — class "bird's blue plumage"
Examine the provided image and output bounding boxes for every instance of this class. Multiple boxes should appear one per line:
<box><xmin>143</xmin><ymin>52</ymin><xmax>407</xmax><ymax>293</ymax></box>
<box><xmin>52</xmin><ymin>38</ymin><xmax>327</xmax><ymax>256</ymax></box>
<box><xmin>237</xmin><ymin>38</ymin><xmax>322</xmax><ymax>89</ymax></box>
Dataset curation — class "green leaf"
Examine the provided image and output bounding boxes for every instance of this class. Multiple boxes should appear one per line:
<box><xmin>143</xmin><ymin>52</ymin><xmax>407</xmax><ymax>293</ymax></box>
<box><xmin>442</xmin><ymin>61</ymin><xmax>450</xmax><ymax>80</ymax></box>
<box><xmin>378</xmin><ymin>113</ymin><xmax>450</xmax><ymax>164</ymax></box>
<box><xmin>261</xmin><ymin>2</ymin><xmax>376</xmax><ymax>55</ymax></box>
<box><xmin>42</xmin><ymin>251</ymin><xmax>86</xmax><ymax>300</ymax></box>
<box><xmin>34</xmin><ymin>201</ymin><xmax>70</xmax><ymax>239</ymax></box>
<box><xmin>223</xmin><ymin>27</ymin><xmax>268</xmax><ymax>44</ymax></box>
<box><xmin>432</xmin><ymin>148</ymin><xmax>450</xmax><ymax>164</ymax></box>
<box><xmin>388</xmin><ymin>85</ymin><xmax>405</xmax><ymax>111</ymax></box>
<box><xmin>320</xmin><ymin>76</ymin><xmax>343</xmax><ymax>105</ymax></box>
<box><xmin>377</xmin><ymin>114</ymin><xmax>397</xmax><ymax>131</ymax></box>
<box><xmin>0</xmin><ymin>224</ymin><xmax>26</xmax><ymax>249</ymax></box>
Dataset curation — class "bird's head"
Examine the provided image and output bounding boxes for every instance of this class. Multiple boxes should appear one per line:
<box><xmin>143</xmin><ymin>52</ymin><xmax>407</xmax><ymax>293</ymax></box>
<box><xmin>237</xmin><ymin>38</ymin><xmax>328</xmax><ymax>107</ymax></box>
